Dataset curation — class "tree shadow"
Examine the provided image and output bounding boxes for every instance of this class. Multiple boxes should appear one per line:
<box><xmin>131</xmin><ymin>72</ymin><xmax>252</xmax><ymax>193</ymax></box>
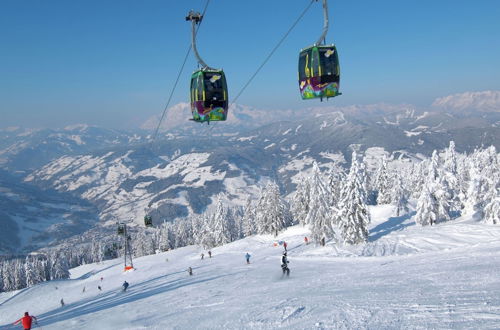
<box><xmin>369</xmin><ymin>212</ymin><xmax>416</xmax><ymax>242</ymax></box>
<box><xmin>75</xmin><ymin>262</ymin><xmax>120</xmax><ymax>280</ymax></box>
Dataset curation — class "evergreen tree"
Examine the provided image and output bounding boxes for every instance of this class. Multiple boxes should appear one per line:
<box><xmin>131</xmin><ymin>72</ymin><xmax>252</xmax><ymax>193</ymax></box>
<box><xmin>414</xmin><ymin>185</ymin><xmax>438</xmax><ymax>226</ymax></box>
<box><xmin>2</xmin><ymin>261</ymin><xmax>14</xmax><ymax>292</ymax></box>
<box><xmin>374</xmin><ymin>156</ymin><xmax>392</xmax><ymax>204</ymax></box>
<box><xmin>391</xmin><ymin>174</ymin><xmax>409</xmax><ymax>217</ymax></box>
<box><xmin>465</xmin><ymin>166</ymin><xmax>488</xmax><ymax>220</ymax></box>
<box><xmin>307</xmin><ymin>162</ymin><xmax>338</xmax><ymax>245</ymax></box>
<box><xmin>13</xmin><ymin>259</ymin><xmax>26</xmax><ymax>290</ymax></box>
<box><xmin>90</xmin><ymin>240</ymin><xmax>104</xmax><ymax>263</ymax></box>
<box><xmin>483</xmin><ymin>192</ymin><xmax>499</xmax><ymax>225</ymax></box>
<box><xmin>50</xmin><ymin>251</ymin><xmax>70</xmax><ymax>280</ymax></box>
<box><xmin>211</xmin><ymin>194</ymin><xmax>234</xmax><ymax>246</ymax></box>
<box><xmin>291</xmin><ymin>177</ymin><xmax>311</xmax><ymax>225</ymax></box>
<box><xmin>24</xmin><ymin>257</ymin><xmax>38</xmax><ymax>287</ymax></box>
<box><xmin>327</xmin><ymin>165</ymin><xmax>346</xmax><ymax>207</ymax></box>
<box><xmin>255</xmin><ymin>182</ymin><xmax>291</xmax><ymax>236</ymax></box>
<box><xmin>241</xmin><ymin>197</ymin><xmax>257</xmax><ymax>236</ymax></box>
<box><xmin>336</xmin><ymin>152</ymin><xmax>370</xmax><ymax>244</ymax></box>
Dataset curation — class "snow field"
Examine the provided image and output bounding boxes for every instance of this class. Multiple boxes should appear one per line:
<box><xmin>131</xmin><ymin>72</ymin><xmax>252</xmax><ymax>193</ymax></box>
<box><xmin>1</xmin><ymin>206</ymin><xmax>500</xmax><ymax>329</ymax></box>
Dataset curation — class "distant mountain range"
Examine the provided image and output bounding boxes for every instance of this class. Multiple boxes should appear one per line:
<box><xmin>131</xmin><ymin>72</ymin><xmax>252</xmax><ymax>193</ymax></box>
<box><xmin>1</xmin><ymin>103</ymin><xmax>499</xmax><ymax>254</ymax></box>
<box><xmin>0</xmin><ymin>124</ymin><xmax>148</xmax><ymax>175</ymax></box>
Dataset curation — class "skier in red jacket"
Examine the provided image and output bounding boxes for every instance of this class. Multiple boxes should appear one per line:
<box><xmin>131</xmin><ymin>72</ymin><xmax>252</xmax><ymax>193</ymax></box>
<box><xmin>13</xmin><ymin>312</ymin><xmax>37</xmax><ymax>330</ymax></box>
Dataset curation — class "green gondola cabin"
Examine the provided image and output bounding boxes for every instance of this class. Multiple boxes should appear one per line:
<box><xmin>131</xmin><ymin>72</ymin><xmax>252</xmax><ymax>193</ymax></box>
<box><xmin>298</xmin><ymin>45</ymin><xmax>340</xmax><ymax>100</ymax></box>
<box><xmin>190</xmin><ymin>69</ymin><xmax>228</xmax><ymax>123</ymax></box>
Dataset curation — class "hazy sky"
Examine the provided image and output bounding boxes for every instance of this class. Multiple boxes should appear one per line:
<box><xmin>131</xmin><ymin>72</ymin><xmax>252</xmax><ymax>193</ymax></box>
<box><xmin>1</xmin><ymin>0</ymin><xmax>499</xmax><ymax>129</ymax></box>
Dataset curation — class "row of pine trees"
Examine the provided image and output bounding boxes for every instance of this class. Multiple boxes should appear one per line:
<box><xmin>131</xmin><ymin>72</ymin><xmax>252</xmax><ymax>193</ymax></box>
<box><xmin>1</xmin><ymin>143</ymin><xmax>498</xmax><ymax>292</ymax></box>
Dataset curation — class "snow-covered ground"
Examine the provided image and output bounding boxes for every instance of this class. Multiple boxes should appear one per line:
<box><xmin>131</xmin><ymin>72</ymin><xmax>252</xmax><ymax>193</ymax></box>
<box><xmin>1</xmin><ymin>206</ymin><xmax>500</xmax><ymax>329</ymax></box>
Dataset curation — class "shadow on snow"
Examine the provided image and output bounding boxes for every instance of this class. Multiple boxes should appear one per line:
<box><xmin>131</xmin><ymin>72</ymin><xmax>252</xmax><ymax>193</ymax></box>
<box><xmin>369</xmin><ymin>212</ymin><xmax>416</xmax><ymax>242</ymax></box>
<box><xmin>1</xmin><ymin>266</ymin><xmax>236</xmax><ymax>329</ymax></box>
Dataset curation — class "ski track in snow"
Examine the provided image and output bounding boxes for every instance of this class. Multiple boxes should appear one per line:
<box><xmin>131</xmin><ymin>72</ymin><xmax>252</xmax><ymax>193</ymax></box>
<box><xmin>1</xmin><ymin>207</ymin><xmax>500</xmax><ymax>329</ymax></box>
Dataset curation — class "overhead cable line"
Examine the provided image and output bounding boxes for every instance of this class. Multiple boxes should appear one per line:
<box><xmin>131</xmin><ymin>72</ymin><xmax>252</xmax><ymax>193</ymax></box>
<box><xmin>151</xmin><ymin>0</ymin><xmax>211</xmax><ymax>144</ymax></box>
<box><xmin>229</xmin><ymin>0</ymin><xmax>315</xmax><ymax>108</ymax></box>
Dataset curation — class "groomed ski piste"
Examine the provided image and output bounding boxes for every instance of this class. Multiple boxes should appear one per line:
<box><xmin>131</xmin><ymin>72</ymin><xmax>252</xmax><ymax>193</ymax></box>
<box><xmin>1</xmin><ymin>205</ymin><xmax>500</xmax><ymax>329</ymax></box>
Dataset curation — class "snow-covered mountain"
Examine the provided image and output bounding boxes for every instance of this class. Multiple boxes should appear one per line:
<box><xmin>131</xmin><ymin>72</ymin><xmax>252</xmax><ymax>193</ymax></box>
<box><xmin>23</xmin><ymin>108</ymin><xmax>500</xmax><ymax>230</ymax></box>
<box><xmin>0</xmin><ymin>125</ymin><xmax>148</xmax><ymax>175</ymax></box>
<box><xmin>1</xmin><ymin>206</ymin><xmax>499</xmax><ymax>329</ymax></box>
<box><xmin>0</xmin><ymin>170</ymin><xmax>99</xmax><ymax>254</ymax></box>
<box><xmin>432</xmin><ymin>90</ymin><xmax>500</xmax><ymax>113</ymax></box>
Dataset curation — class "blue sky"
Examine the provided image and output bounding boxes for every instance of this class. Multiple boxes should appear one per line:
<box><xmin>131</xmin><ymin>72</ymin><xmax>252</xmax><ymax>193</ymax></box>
<box><xmin>1</xmin><ymin>0</ymin><xmax>499</xmax><ymax>128</ymax></box>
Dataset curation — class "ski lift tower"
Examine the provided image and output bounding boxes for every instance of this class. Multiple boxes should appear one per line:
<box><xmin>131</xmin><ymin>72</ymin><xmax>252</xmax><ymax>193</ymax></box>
<box><xmin>117</xmin><ymin>222</ymin><xmax>134</xmax><ymax>271</ymax></box>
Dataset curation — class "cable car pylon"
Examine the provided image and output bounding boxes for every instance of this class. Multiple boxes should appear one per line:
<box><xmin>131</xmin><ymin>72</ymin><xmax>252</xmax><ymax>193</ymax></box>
<box><xmin>186</xmin><ymin>10</ymin><xmax>228</xmax><ymax>124</ymax></box>
<box><xmin>117</xmin><ymin>222</ymin><xmax>134</xmax><ymax>271</ymax></box>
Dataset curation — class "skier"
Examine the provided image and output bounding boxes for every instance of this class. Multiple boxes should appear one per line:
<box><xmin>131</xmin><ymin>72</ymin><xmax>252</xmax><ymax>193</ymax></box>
<box><xmin>208</xmin><ymin>251</ymin><xmax>212</xmax><ymax>258</ymax></box>
<box><xmin>245</xmin><ymin>252</ymin><xmax>251</xmax><ymax>264</ymax></box>
<box><xmin>13</xmin><ymin>312</ymin><xmax>38</xmax><ymax>330</ymax></box>
<box><xmin>201</xmin><ymin>253</ymin><xmax>204</xmax><ymax>260</ymax></box>
<box><xmin>188</xmin><ymin>267</ymin><xmax>193</xmax><ymax>276</ymax></box>
<box><xmin>283</xmin><ymin>241</ymin><xmax>288</xmax><ymax>251</ymax></box>
<box><xmin>281</xmin><ymin>252</ymin><xmax>290</xmax><ymax>276</ymax></box>
<box><xmin>98</xmin><ymin>285</ymin><xmax>102</xmax><ymax>291</ymax></box>
<box><xmin>122</xmin><ymin>281</ymin><xmax>129</xmax><ymax>292</ymax></box>
<box><xmin>60</xmin><ymin>298</ymin><xmax>65</xmax><ymax>307</ymax></box>
<box><xmin>304</xmin><ymin>236</ymin><xmax>309</xmax><ymax>245</ymax></box>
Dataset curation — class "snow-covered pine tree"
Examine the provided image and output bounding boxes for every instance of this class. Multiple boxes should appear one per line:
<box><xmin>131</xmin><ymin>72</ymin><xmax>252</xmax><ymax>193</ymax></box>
<box><xmin>414</xmin><ymin>185</ymin><xmax>438</xmax><ymax>226</ymax></box>
<box><xmin>2</xmin><ymin>261</ymin><xmax>14</xmax><ymax>292</ymax></box>
<box><xmin>90</xmin><ymin>239</ymin><xmax>104</xmax><ymax>263</ymax></box>
<box><xmin>230</xmin><ymin>206</ymin><xmax>244</xmax><ymax>240</ymax></box>
<box><xmin>175</xmin><ymin>219</ymin><xmax>194</xmax><ymax>248</ymax></box>
<box><xmin>327</xmin><ymin>164</ymin><xmax>346</xmax><ymax>207</ymax></box>
<box><xmin>211</xmin><ymin>194</ymin><xmax>234</xmax><ymax>246</ymax></box>
<box><xmin>374</xmin><ymin>156</ymin><xmax>392</xmax><ymax>205</ymax></box>
<box><xmin>50</xmin><ymin>251</ymin><xmax>70</xmax><ymax>280</ymax></box>
<box><xmin>336</xmin><ymin>152</ymin><xmax>370</xmax><ymax>244</ymax></box>
<box><xmin>255</xmin><ymin>182</ymin><xmax>291</xmax><ymax>237</ymax></box>
<box><xmin>24</xmin><ymin>256</ymin><xmax>38</xmax><ymax>287</ymax></box>
<box><xmin>465</xmin><ymin>165</ymin><xmax>488</xmax><ymax>220</ymax></box>
<box><xmin>158</xmin><ymin>222</ymin><xmax>173</xmax><ymax>251</ymax></box>
<box><xmin>441</xmin><ymin>141</ymin><xmax>462</xmax><ymax>213</ymax></box>
<box><xmin>198</xmin><ymin>212</ymin><xmax>217</xmax><ymax>249</ymax></box>
<box><xmin>241</xmin><ymin>197</ymin><xmax>257</xmax><ymax>236</ymax></box>
<box><xmin>291</xmin><ymin>176</ymin><xmax>311</xmax><ymax>225</ymax></box>
<box><xmin>391</xmin><ymin>173</ymin><xmax>409</xmax><ymax>217</ymax></box>
<box><xmin>13</xmin><ymin>259</ymin><xmax>26</xmax><ymax>290</ymax></box>
<box><xmin>133</xmin><ymin>231</ymin><xmax>155</xmax><ymax>257</ymax></box>
<box><xmin>483</xmin><ymin>198</ymin><xmax>499</xmax><ymax>225</ymax></box>
<box><xmin>306</xmin><ymin>162</ymin><xmax>338</xmax><ymax>245</ymax></box>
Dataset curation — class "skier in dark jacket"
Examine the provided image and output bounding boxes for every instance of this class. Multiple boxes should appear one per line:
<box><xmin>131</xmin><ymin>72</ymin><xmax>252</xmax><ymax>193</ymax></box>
<box><xmin>13</xmin><ymin>312</ymin><xmax>37</xmax><ymax>330</ymax></box>
<box><xmin>122</xmin><ymin>281</ymin><xmax>129</xmax><ymax>292</ymax></box>
<box><xmin>245</xmin><ymin>252</ymin><xmax>251</xmax><ymax>264</ymax></box>
<box><xmin>281</xmin><ymin>252</ymin><xmax>290</xmax><ymax>276</ymax></box>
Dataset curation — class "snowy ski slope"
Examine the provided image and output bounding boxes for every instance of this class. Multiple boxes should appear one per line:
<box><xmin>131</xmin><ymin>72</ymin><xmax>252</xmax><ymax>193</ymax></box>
<box><xmin>1</xmin><ymin>206</ymin><xmax>500</xmax><ymax>329</ymax></box>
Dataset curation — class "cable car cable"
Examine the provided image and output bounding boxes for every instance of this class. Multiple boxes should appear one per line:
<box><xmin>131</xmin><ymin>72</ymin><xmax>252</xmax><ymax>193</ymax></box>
<box><xmin>151</xmin><ymin>0</ymin><xmax>212</xmax><ymax>144</ymax></box>
<box><xmin>229</xmin><ymin>0</ymin><xmax>315</xmax><ymax>108</ymax></box>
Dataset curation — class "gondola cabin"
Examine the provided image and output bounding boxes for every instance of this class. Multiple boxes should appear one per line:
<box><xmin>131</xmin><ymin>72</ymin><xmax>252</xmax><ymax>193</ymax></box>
<box><xmin>190</xmin><ymin>69</ymin><xmax>228</xmax><ymax>123</ymax></box>
<box><xmin>144</xmin><ymin>215</ymin><xmax>153</xmax><ymax>227</ymax></box>
<box><xmin>298</xmin><ymin>45</ymin><xmax>340</xmax><ymax>100</ymax></box>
